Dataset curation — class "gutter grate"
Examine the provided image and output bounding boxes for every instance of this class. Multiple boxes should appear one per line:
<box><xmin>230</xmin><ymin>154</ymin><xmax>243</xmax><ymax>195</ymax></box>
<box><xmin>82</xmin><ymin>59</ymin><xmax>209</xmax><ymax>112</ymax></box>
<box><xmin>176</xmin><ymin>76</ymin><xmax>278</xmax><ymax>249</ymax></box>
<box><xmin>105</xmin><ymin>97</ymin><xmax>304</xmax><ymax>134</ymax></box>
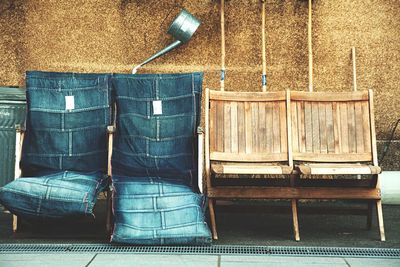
<box><xmin>0</xmin><ymin>244</ymin><xmax>399</xmax><ymax>258</ymax></box>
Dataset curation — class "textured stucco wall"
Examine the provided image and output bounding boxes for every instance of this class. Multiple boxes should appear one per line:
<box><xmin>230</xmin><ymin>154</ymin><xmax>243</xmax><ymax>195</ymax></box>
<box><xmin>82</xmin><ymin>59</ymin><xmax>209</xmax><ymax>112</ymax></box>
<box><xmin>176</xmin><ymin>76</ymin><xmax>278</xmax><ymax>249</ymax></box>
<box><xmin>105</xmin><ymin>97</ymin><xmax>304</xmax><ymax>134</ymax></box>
<box><xmin>0</xmin><ymin>0</ymin><xmax>399</xmax><ymax>168</ymax></box>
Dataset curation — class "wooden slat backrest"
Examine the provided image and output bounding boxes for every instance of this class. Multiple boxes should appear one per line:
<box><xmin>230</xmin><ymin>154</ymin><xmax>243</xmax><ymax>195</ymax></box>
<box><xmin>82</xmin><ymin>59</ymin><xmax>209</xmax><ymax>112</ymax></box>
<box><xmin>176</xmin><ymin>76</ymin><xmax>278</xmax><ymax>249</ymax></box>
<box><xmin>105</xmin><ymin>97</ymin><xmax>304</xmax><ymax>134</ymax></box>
<box><xmin>207</xmin><ymin>89</ymin><xmax>290</xmax><ymax>162</ymax></box>
<box><xmin>290</xmin><ymin>90</ymin><xmax>376</xmax><ymax>163</ymax></box>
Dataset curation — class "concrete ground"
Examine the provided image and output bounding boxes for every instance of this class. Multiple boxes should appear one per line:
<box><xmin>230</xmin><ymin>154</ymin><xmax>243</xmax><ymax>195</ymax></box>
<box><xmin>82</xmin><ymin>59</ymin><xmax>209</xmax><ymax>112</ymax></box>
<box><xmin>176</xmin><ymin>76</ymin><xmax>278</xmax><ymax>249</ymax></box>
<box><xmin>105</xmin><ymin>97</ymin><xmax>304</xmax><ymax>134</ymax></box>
<box><xmin>0</xmin><ymin>253</ymin><xmax>400</xmax><ymax>267</ymax></box>
<box><xmin>0</xmin><ymin>200</ymin><xmax>399</xmax><ymax>266</ymax></box>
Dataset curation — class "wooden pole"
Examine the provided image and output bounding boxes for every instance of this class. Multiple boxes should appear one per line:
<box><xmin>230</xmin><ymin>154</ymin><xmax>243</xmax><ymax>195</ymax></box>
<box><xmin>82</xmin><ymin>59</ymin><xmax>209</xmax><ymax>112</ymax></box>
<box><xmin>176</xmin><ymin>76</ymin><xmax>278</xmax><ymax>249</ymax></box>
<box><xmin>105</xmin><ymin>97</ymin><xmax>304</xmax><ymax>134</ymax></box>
<box><xmin>352</xmin><ymin>47</ymin><xmax>357</xmax><ymax>91</ymax></box>
<box><xmin>261</xmin><ymin>0</ymin><xmax>267</xmax><ymax>92</ymax></box>
<box><xmin>220</xmin><ymin>0</ymin><xmax>225</xmax><ymax>91</ymax></box>
<box><xmin>308</xmin><ymin>0</ymin><xmax>313</xmax><ymax>92</ymax></box>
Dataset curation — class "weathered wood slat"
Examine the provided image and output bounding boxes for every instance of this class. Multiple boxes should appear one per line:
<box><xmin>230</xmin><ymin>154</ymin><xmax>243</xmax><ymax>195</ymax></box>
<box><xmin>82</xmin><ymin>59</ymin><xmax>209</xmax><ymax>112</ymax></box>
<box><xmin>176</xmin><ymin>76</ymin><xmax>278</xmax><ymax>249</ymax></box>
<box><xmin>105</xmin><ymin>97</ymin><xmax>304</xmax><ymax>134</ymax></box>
<box><xmin>245</xmin><ymin>102</ymin><xmax>252</xmax><ymax>154</ymax></box>
<box><xmin>210</xmin><ymin>152</ymin><xmax>288</xmax><ymax>162</ymax></box>
<box><xmin>291</xmin><ymin>102</ymin><xmax>299</xmax><ymax>153</ymax></box>
<box><xmin>354</xmin><ymin>102</ymin><xmax>364</xmax><ymax>153</ymax></box>
<box><xmin>297</xmin><ymin>163</ymin><xmax>381</xmax><ymax>175</ymax></box>
<box><xmin>293</xmin><ymin>152</ymin><xmax>372</xmax><ymax>162</ymax></box>
<box><xmin>319</xmin><ymin>102</ymin><xmax>327</xmax><ymax>153</ymax></box>
<box><xmin>273</xmin><ymin>101</ymin><xmax>281</xmax><ymax>153</ymax></box>
<box><xmin>348</xmin><ymin>102</ymin><xmax>357</xmax><ymax>153</ymax></box>
<box><xmin>251</xmin><ymin>102</ymin><xmax>259</xmax><ymax>153</ymax></box>
<box><xmin>298</xmin><ymin>101</ymin><xmax>306</xmax><ymax>153</ymax></box>
<box><xmin>237</xmin><ymin>102</ymin><xmax>246</xmax><ymax>153</ymax></box>
<box><xmin>210</xmin><ymin>100</ymin><xmax>217</xmax><ymax>152</ymax></box>
<box><xmin>280</xmin><ymin>101</ymin><xmax>288</xmax><ymax>153</ymax></box>
<box><xmin>259</xmin><ymin>102</ymin><xmax>266</xmax><ymax>152</ymax></box>
<box><xmin>211</xmin><ymin>163</ymin><xmax>293</xmax><ymax>175</ymax></box>
<box><xmin>209</xmin><ymin>90</ymin><xmax>286</xmax><ymax>101</ymax></box>
<box><xmin>311</xmin><ymin>102</ymin><xmax>320</xmax><ymax>153</ymax></box>
<box><xmin>216</xmin><ymin>101</ymin><xmax>224</xmax><ymax>152</ymax></box>
<box><xmin>290</xmin><ymin>91</ymin><xmax>369</xmax><ymax>102</ymax></box>
<box><xmin>208</xmin><ymin>187</ymin><xmax>381</xmax><ymax>200</ymax></box>
<box><xmin>266</xmin><ymin>102</ymin><xmax>273</xmax><ymax>153</ymax></box>
<box><xmin>223</xmin><ymin>102</ymin><xmax>231</xmax><ymax>153</ymax></box>
<box><xmin>305</xmin><ymin>102</ymin><xmax>313</xmax><ymax>152</ymax></box>
<box><xmin>326</xmin><ymin>103</ymin><xmax>335</xmax><ymax>153</ymax></box>
<box><xmin>339</xmin><ymin>102</ymin><xmax>349</xmax><ymax>153</ymax></box>
<box><xmin>230</xmin><ymin>102</ymin><xmax>238</xmax><ymax>153</ymax></box>
<box><xmin>333</xmin><ymin>102</ymin><xmax>341</xmax><ymax>153</ymax></box>
<box><xmin>362</xmin><ymin>101</ymin><xmax>372</xmax><ymax>153</ymax></box>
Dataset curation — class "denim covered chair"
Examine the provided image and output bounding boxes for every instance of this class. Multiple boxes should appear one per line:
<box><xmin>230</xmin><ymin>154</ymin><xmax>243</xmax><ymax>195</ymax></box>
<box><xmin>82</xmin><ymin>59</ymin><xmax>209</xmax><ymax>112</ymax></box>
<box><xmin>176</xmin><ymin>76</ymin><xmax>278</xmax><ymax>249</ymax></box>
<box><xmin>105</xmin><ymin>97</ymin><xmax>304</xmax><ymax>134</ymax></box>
<box><xmin>109</xmin><ymin>73</ymin><xmax>211</xmax><ymax>245</ymax></box>
<box><xmin>0</xmin><ymin>71</ymin><xmax>112</xmax><ymax>231</ymax></box>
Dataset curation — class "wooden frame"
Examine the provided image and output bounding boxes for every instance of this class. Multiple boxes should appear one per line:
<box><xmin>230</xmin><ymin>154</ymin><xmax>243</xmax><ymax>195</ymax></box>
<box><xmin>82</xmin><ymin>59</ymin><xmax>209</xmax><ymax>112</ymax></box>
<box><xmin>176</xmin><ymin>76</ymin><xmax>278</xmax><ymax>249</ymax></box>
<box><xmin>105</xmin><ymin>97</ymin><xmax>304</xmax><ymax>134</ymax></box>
<box><xmin>12</xmin><ymin>124</ymin><xmax>25</xmax><ymax>232</ymax></box>
<box><xmin>205</xmin><ymin>89</ymin><xmax>299</xmax><ymax>241</ymax></box>
<box><xmin>106</xmin><ymin>125</ymin><xmax>115</xmax><ymax>234</ymax></box>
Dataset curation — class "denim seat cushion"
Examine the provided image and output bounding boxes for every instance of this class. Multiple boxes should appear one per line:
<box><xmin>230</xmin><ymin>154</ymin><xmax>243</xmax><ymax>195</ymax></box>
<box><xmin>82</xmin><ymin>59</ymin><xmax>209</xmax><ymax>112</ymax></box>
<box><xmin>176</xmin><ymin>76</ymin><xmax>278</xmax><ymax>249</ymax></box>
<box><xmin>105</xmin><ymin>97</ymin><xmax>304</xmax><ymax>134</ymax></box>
<box><xmin>111</xmin><ymin>175</ymin><xmax>211</xmax><ymax>245</ymax></box>
<box><xmin>112</xmin><ymin>73</ymin><xmax>202</xmax><ymax>187</ymax></box>
<box><xmin>22</xmin><ymin>71</ymin><xmax>112</xmax><ymax>174</ymax></box>
<box><xmin>0</xmin><ymin>171</ymin><xmax>107</xmax><ymax>220</ymax></box>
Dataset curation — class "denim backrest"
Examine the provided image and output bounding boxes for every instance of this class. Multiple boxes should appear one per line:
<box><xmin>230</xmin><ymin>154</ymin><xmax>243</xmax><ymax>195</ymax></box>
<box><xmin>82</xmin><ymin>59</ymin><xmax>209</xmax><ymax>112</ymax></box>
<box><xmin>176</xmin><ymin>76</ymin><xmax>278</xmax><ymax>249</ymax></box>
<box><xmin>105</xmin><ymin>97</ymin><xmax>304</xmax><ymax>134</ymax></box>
<box><xmin>112</xmin><ymin>73</ymin><xmax>202</xmax><ymax>187</ymax></box>
<box><xmin>22</xmin><ymin>71</ymin><xmax>112</xmax><ymax>174</ymax></box>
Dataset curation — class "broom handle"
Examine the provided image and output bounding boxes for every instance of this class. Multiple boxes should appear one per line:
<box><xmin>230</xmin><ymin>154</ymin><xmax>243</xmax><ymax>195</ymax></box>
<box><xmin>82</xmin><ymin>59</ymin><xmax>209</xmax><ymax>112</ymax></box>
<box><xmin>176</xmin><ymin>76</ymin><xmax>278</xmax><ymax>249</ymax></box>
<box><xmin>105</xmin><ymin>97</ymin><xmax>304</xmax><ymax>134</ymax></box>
<box><xmin>221</xmin><ymin>0</ymin><xmax>225</xmax><ymax>91</ymax></box>
<box><xmin>308</xmin><ymin>0</ymin><xmax>313</xmax><ymax>92</ymax></box>
<box><xmin>352</xmin><ymin>47</ymin><xmax>357</xmax><ymax>91</ymax></box>
<box><xmin>261</xmin><ymin>0</ymin><xmax>267</xmax><ymax>92</ymax></box>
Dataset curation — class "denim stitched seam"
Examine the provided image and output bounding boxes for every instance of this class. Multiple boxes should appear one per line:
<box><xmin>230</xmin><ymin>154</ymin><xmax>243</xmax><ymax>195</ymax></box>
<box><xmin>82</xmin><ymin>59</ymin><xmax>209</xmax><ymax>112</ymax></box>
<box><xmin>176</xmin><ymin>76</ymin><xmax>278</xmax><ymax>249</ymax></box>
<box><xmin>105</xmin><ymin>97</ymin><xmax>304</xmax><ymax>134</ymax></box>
<box><xmin>3</xmin><ymin>179</ymin><xmax>95</xmax><ymax>194</ymax></box>
<box><xmin>29</xmin><ymin>124</ymin><xmax>108</xmax><ymax>132</ymax></box>
<box><xmin>28</xmin><ymin>86</ymin><xmax>106</xmax><ymax>91</ymax></box>
<box><xmin>29</xmin><ymin>105</ymin><xmax>110</xmax><ymax>113</ymax></box>
<box><xmin>117</xmin><ymin>94</ymin><xmax>195</xmax><ymax>101</ymax></box>
<box><xmin>113</xmin><ymin>148</ymin><xmax>192</xmax><ymax>158</ymax></box>
<box><xmin>24</xmin><ymin>150</ymin><xmax>106</xmax><ymax>157</ymax></box>
<box><xmin>1</xmin><ymin>188</ymin><xmax>90</xmax><ymax>202</ymax></box>
<box><xmin>119</xmin><ymin>134</ymin><xmax>195</xmax><ymax>141</ymax></box>
<box><xmin>114</xmin><ymin>204</ymin><xmax>202</xmax><ymax>213</ymax></box>
<box><xmin>119</xmin><ymin>113</ymin><xmax>194</xmax><ymax>119</ymax></box>
<box><xmin>114</xmin><ymin>221</ymin><xmax>205</xmax><ymax>231</ymax></box>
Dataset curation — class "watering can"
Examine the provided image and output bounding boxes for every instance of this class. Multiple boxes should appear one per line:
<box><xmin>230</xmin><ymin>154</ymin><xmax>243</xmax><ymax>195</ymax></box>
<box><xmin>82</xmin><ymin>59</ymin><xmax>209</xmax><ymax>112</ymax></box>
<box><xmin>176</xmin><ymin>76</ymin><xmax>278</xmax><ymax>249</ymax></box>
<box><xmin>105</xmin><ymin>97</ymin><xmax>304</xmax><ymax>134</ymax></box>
<box><xmin>132</xmin><ymin>9</ymin><xmax>201</xmax><ymax>74</ymax></box>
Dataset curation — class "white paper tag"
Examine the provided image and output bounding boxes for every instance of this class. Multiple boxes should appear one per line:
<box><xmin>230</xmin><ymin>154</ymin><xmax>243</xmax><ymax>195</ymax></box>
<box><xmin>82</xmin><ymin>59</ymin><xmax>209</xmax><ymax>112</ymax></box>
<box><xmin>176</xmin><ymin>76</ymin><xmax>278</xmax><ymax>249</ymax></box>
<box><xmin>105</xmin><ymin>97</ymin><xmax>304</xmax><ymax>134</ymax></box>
<box><xmin>153</xmin><ymin>100</ymin><xmax>162</xmax><ymax>115</ymax></box>
<box><xmin>65</xmin><ymin>96</ymin><xmax>75</xmax><ymax>110</ymax></box>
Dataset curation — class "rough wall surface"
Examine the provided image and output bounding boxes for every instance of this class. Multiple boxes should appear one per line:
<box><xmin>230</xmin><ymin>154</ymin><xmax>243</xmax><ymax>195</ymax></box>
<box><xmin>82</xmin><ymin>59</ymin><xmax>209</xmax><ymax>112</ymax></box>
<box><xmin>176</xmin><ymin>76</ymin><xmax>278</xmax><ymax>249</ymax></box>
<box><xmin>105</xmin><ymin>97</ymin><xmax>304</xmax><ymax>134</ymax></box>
<box><xmin>0</xmin><ymin>0</ymin><xmax>399</xmax><ymax>168</ymax></box>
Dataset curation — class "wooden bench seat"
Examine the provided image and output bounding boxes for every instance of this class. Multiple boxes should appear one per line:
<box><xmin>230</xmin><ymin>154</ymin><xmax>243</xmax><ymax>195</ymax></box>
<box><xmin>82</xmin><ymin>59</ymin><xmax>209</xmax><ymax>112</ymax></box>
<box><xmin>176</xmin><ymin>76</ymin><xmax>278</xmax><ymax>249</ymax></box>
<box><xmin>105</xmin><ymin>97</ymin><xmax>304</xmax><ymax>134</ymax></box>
<box><xmin>211</xmin><ymin>163</ymin><xmax>293</xmax><ymax>175</ymax></box>
<box><xmin>296</xmin><ymin>163</ymin><xmax>381</xmax><ymax>175</ymax></box>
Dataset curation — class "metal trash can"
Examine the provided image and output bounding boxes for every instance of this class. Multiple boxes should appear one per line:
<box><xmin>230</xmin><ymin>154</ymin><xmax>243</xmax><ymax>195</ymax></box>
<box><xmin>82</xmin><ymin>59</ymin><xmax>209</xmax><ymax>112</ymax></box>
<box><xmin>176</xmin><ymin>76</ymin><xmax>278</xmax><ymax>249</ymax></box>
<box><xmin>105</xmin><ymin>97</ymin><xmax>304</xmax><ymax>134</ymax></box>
<box><xmin>0</xmin><ymin>87</ymin><xmax>26</xmax><ymax>187</ymax></box>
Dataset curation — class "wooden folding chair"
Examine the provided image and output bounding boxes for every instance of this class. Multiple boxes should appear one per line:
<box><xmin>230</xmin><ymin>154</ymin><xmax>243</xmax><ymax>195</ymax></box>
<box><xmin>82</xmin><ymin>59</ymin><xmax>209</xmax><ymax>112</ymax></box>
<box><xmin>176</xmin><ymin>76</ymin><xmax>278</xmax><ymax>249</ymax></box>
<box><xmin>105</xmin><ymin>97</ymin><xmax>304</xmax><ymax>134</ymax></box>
<box><xmin>205</xmin><ymin>89</ymin><xmax>299</xmax><ymax>240</ymax></box>
<box><xmin>290</xmin><ymin>90</ymin><xmax>385</xmax><ymax>241</ymax></box>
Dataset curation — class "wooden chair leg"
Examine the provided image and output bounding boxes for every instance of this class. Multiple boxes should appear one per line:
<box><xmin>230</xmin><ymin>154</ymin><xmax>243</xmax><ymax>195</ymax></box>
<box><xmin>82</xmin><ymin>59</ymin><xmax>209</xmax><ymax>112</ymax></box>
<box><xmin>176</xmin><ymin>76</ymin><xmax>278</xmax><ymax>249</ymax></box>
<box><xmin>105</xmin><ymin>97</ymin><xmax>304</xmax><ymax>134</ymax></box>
<box><xmin>106</xmin><ymin>189</ymin><xmax>113</xmax><ymax>234</ymax></box>
<box><xmin>208</xmin><ymin>198</ymin><xmax>218</xmax><ymax>240</ymax></box>
<box><xmin>12</xmin><ymin>215</ymin><xmax>18</xmax><ymax>232</ymax></box>
<box><xmin>376</xmin><ymin>199</ymin><xmax>385</xmax><ymax>241</ymax></box>
<box><xmin>367</xmin><ymin>200</ymin><xmax>373</xmax><ymax>230</ymax></box>
<box><xmin>291</xmin><ymin>199</ymin><xmax>300</xmax><ymax>241</ymax></box>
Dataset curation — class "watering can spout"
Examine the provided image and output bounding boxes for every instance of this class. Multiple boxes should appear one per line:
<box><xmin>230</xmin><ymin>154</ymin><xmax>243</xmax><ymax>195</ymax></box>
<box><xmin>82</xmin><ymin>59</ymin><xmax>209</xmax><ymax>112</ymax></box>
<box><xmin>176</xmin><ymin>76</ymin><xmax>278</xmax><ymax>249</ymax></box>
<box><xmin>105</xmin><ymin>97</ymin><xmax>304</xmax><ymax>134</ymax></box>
<box><xmin>132</xmin><ymin>40</ymin><xmax>182</xmax><ymax>74</ymax></box>
<box><xmin>132</xmin><ymin>9</ymin><xmax>200</xmax><ymax>74</ymax></box>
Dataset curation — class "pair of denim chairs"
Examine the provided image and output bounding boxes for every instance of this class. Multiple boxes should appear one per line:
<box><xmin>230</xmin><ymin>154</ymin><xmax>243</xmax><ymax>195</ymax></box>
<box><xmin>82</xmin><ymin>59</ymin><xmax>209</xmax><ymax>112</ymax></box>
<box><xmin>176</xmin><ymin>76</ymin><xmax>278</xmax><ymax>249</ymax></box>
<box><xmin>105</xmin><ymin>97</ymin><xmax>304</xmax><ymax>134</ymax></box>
<box><xmin>0</xmin><ymin>71</ymin><xmax>211</xmax><ymax>245</ymax></box>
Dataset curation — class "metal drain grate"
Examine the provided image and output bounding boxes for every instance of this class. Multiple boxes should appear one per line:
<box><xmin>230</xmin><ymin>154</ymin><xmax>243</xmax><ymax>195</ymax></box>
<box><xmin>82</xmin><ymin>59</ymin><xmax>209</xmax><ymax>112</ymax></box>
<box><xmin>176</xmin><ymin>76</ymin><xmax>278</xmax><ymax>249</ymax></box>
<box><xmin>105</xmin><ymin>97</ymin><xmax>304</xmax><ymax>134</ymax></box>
<box><xmin>0</xmin><ymin>244</ymin><xmax>399</xmax><ymax>258</ymax></box>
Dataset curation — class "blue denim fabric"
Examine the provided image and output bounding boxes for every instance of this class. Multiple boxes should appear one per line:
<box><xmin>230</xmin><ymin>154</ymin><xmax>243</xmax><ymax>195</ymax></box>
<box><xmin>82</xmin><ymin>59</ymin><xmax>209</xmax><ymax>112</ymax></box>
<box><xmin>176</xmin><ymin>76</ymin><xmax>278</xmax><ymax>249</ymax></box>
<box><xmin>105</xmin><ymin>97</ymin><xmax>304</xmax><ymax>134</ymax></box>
<box><xmin>111</xmin><ymin>73</ymin><xmax>202</xmax><ymax>187</ymax></box>
<box><xmin>0</xmin><ymin>171</ymin><xmax>107</xmax><ymax>220</ymax></box>
<box><xmin>111</xmin><ymin>175</ymin><xmax>211</xmax><ymax>245</ymax></box>
<box><xmin>22</xmin><ymin>71</ymin><xmax>112</xmax><ymax>174</ymax></box>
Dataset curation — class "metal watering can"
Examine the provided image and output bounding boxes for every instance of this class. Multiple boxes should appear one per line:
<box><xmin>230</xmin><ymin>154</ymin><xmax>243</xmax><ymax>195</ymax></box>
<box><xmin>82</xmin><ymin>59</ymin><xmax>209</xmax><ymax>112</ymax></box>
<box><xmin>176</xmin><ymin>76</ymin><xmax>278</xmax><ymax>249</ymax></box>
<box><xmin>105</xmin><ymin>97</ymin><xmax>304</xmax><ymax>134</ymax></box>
<box><xmin>132</xmin><ymin>9</ymin><xmax>201</xmax><ymax>74</ymax></box>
